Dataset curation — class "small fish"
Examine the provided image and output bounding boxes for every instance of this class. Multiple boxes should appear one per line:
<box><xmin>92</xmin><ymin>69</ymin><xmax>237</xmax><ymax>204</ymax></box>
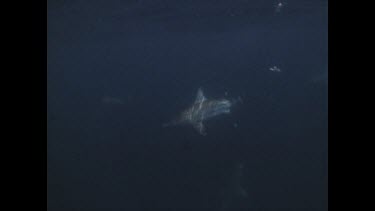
<box><xmin>269</xmin><ymin>66</ymin><xmax>281</xmax><ymax>72</ymax></box>
<box><xmin>275</xmin><ymin>2</ymin><xmax>285</xmax><ymax>13</ymax></box>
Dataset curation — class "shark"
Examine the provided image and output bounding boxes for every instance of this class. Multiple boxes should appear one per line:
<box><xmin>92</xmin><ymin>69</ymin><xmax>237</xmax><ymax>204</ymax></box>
<box><xmin>163</xmin><ymin>88</ymin><xmax>241</xmax><ymax>135</ymax></box>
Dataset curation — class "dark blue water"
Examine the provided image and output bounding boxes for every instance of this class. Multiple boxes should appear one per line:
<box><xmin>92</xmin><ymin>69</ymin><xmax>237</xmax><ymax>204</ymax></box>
<box><xmin>47</xmin><ymin>0</ymin><xmax>328</xmax><ymax>210</ymax></box>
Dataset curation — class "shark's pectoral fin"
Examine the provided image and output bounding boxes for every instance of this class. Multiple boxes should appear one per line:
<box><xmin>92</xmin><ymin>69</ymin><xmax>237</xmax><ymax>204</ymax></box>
<box><xmin>193</xmin><ymin>122</ymin><xmax>206</xmax><ymax>136</ymax></box>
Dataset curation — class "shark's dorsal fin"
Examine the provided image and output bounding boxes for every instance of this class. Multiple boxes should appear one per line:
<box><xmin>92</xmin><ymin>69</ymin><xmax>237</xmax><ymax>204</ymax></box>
<box><xmin>193</xmin><ymin>121</ymin><xmax>206</xmax><ymax>136</ymax></box>
<box><xmin>195</xmin><ymin>88</ymin><xmax>206</xmax><ymax>104</ymax></box>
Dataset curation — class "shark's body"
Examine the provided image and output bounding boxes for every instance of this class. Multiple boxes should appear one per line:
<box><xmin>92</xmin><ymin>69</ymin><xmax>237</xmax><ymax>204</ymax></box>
<box><xmin>164</xmin><ymin>88</ymin><xmax>239</xmax><ymax>135</ymax></box>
